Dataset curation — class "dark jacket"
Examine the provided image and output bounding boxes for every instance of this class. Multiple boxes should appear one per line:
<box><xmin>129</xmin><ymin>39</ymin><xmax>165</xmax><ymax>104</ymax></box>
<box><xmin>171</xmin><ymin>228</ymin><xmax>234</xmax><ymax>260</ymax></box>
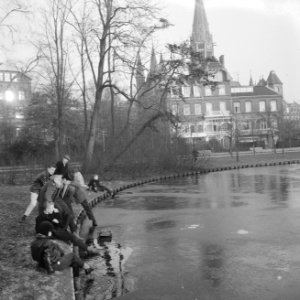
<box><xmin>54</xmin><ymin>161</ymin><xmax>71</xmax><ymax>180</ymax></box>
<box><xmin>62</xmin><ymin>183</ymin><xmax>87</xmax><ymax>205</ymax></box>
<box><xmin>37</xmin><ymin>181</ymin><xmax>61</xmax><ymax>213</ymax></box>
<box><xmin>30</xmin><ymin>170</ymin><xmax>52</xmax><ymax>194</ymax></box>
<box><xmin>35</xmin><ymin>204</ymin><xmax>71</xmax><ymax>232</ymax></box>
<box><xmin>31</xmin><ymin>234</ymin><xmax>64</xmax><ymax>268</ymax></box>
<box><xmin>88</xmin><ymin>179</ymin><xmax>111</xmax><ymax>193</ymax></box>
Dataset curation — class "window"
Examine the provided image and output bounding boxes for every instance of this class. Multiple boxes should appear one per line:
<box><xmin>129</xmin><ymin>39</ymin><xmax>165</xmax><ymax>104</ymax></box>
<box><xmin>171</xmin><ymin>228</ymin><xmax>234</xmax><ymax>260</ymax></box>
<box><xmin>218</xmin><ymin>85</ymin><xmax>225</xmax><ymax>95</ymax></box>
<box><xmin>270</xmin><ymin>100</ymin><xmax>277</xmax><ymax>112</ymax></box>
<box><xmin>171</xmin><ymin>104</ymin><xmax>178</xmax><ymax>115</ymax></box>
<box><xmin>259</xmin><ymin>119</ymin><xmax>267</xmax><ymax>129</ymax></box>
<box><xmin>19</xmin><ymin>91</ymin><xmax>25</xmax><ymax>100</ymax></box>
<box><xmin>240</xmin><ymin>121</ymin><xmax>251</xmax><ymax>130</ymax></box>
<box><xmin>0</xmin><ymin>73</ymin><xmax>4</xmax><ymax>81</ymax></box>
<box><xmin>11</xmin><ymin>73</ymin><xmax>18</xmax><ymax>82</ymax></box>
<box><xmin>183</xmin><ymin>104</ymin><xmax>191</xmax><ymax>115</ymax></box>
<box><xmin>205</xmin><ymin>86</ymin><xmax>212</xmax><ymax>96</ymax></box>
<box><xmin>4</xmin><ymin>72</ymin><xmax>10</xmax><ymax>82</ymax></box>
<box><xmin>190</xmin><ymin>125</ymin><xmax>195</xmax><ymax>133</ymax></box>
<box><xmin>193</xmin><ymin>86</ymin><xmax>201</xmax><ymax>97</ymax></box>
<box><xmin>206</xmin><ymin>103</ymin><xmax>212</xmax><ymax>115</ymax></box>
<box><xmin>259</xmin><ymin>101</ymin><xmax>266</xmax><ymax>112</ymax></box>
<box><xmin>197</xmin><ymin>124</ymin><xmax>203</xmax><ymax>132</ymax></box>
<box><xmin>245</xmin><ymin>101</ymin><xmax>252</xmax><ymax>113</ymax></box>
<box><xmin>209</xmin><ymin>71</ymin><xmax>223</xmax><ymax>82</ymax></box>
<box><xmin>181</xmin><ymin>86</ymin><xmax>191</xmax><ymax>97</ymax></box>
<box><xmin>170</xmin><ymin>87</ymin><xmax>179</xmax><ymax>98</ymax></box>
<box><xmin>220</xmin><ymin>102</ymin><xmax>226</xmax><ymax>113</ymax></box>
<box><xmin>231</xmin><ymin>87</ymin><xmax>254</xmax><ymax>93</ymax></box>
<box><xmin>194</xmin><ymin>103</ymin><xmax>202</xmax><ymax>115</ymax></box>
<box><xmin>233</xmin><ymin>102</ymin><xmax>240</xmax><ymax>113</ymax></box>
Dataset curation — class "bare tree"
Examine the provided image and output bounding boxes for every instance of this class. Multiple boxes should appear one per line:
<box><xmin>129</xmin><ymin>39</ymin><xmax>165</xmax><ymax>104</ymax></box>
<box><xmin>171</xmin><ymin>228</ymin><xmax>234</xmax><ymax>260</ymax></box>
<box><xmin>35</xmin><ymin>0</ymin><xmax>73</xmax><ymax>157</ymax></box>
<box><xmin>0</xmin><ymin>0</ymin><xmax>28</xmax><ymax>41</ymax></box>
<box><xmin>67</xmin><ymin>0</ymin><xmax>171</xmax><ymax>169</ymax></box>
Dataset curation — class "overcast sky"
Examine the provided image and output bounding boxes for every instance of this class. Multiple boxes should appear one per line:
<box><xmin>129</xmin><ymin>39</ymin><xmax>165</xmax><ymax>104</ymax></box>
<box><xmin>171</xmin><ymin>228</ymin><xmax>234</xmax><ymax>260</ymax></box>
<box><xmin>156</xmin><ymin>0</ymin><xmax>300</xmax><ymax>103</ymax></box>
<box><xmin>2</xmin><ymin>0</ymin><xmax>300</xmax><ymax>102</ymax></box>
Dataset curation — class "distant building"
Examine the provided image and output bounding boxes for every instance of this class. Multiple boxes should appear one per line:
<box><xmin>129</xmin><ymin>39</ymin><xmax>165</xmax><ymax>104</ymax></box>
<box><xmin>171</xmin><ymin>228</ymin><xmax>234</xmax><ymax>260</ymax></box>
<box><xmin>0</xmin><ymin>68</ymin><xmax>31</xmax><ymax>145</ymax></box>
<box><xmin>136</xmin><ymin>0</ymin><xmax>286</xmax><ymax>150</ymax></box>
<box><xmin>285</xmin><ymin>102</ymin><xmax>300</xmax><ymax>121</ymax></box>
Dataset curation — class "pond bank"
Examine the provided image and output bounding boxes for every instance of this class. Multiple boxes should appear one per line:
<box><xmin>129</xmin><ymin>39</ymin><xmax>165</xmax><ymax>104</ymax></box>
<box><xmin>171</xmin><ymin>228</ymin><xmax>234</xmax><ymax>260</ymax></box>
<box><xmin>1</xmin><ymin>151</ymin><xmax>300</xmax><ymax>299</ymax></box>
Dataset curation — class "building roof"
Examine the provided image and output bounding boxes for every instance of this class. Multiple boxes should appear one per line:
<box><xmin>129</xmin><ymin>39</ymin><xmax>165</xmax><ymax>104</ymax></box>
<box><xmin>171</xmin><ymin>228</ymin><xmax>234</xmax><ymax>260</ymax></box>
<box><xmin>0</xmin><ymin>63</ymin><xmax>32</xmax><ymax>81</ymax></box>
<box><xmin>230</xmin><ymin>81</ymin><xmax>241</xmax><ymax>87</ymax></box>
<box><xmin>257</xmin><ymin>78</ymin><xmax>267</xmax><ymax>86</ymax></box>
<box><xmin>231</xmin><ymin>86</ymin><xmax>280</xmax><ymax>97</ymax></box>
<box><xmin>267</xmin><ymin>70</ymin><xmax>282</xmax><ymax>85</ymax></box>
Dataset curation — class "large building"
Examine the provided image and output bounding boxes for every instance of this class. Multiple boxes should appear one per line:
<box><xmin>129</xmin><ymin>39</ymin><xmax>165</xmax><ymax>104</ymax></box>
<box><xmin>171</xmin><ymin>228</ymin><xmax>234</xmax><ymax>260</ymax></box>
<box><xmin>135</xmin><ymin>0</ymin><xmax>286</xmax><ymax>151</ymax></box>
<box><xmin>165</xmin><ymin>0</ymin><xmax>285</xmax><ymax>150</ymax></box>
<box><xmin>0</xmin><ymin>67</ymin><xmax>31</xmax><ymax>145</ymax></box>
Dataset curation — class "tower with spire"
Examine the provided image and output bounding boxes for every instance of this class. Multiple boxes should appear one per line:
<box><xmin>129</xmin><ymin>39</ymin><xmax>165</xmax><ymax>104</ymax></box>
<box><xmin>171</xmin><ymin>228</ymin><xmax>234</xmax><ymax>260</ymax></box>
<box><xmin>190</xmin><ymin>0</ymin><xmax>214</xmax><ymax>58</ymax></box>
<box><xmin>164</xmin><ymin>0</ymin><xmax>285</xmax><ymax>150</ymax></box>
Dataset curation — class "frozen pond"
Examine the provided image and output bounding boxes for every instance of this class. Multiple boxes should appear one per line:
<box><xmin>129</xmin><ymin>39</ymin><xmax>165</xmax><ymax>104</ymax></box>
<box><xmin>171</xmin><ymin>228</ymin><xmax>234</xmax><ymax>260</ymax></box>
<box><xmin>82</xmin><ymin>165</ymin><xmax>300</xmax><ymax>300</ymax></box>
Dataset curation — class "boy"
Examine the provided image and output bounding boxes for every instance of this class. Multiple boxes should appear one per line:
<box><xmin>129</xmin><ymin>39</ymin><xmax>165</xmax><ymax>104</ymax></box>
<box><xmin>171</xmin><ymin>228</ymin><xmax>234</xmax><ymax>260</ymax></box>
<box><xmin>88</xmin><ymin>174</ymin><xmax>114</xmax><ymax>196</ymax></box>
<box><xmin>31</xmin><ymin>221</ymin><xmax>94</xmax><ymax>275</ymax></box>
<box><xmin>21</xmin><ymin>164</ymin><xmax>56</xmax><ymax>222</ymax></box>
<box><xmin>36</xmin><ymin>200</ymin><xmax>99</xmax><ymax>256</ymax></box>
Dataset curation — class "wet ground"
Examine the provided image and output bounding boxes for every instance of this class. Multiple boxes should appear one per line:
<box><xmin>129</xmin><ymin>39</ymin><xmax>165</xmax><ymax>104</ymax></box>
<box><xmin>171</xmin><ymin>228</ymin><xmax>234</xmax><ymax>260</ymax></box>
<box><xmin>81</xmin><ymin>165</ymin><xmax>300</xmax><ymax>300</ymax></box>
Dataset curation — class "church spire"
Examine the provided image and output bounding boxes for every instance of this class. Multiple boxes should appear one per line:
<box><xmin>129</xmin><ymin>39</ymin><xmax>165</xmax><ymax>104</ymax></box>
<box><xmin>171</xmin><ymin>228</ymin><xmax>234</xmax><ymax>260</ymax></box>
<box><xmin>191</xmin><ymin>0</ymin><xmax>214</xmax><ymax>58</ymax></box>
<box><xmin>147</xmin><ymin>46</ymin><xmax>158</xmax><ymax>81</ymax></box>
<box><xmin>149</xmin><ymin>46</ymin><xmax>157</xmax><ymax>75</ymax></box>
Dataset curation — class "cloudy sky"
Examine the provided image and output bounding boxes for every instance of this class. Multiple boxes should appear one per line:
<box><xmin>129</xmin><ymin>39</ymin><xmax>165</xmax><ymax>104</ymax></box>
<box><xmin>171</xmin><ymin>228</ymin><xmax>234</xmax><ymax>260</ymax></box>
<box><xmin>2</xmin><ymin>0</ymin><xmax>300</xmax><ymax>102</ymax></box>
<box><xmin>156</xmin><ymin>0</ymin><xmax>300</xmax><ymax>102</ymax></box>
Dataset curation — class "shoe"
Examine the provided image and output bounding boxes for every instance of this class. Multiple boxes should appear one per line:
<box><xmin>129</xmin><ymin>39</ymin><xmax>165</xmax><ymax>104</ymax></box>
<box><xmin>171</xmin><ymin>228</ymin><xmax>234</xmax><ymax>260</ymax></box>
<box><xmin>92</xmin><ymin>221</ymin><xmax>98</xmax><ymax>227</ymax></box>
<box><xmin>85</xmin><ymin>267</ymin><xmax>95</xmax><ymax>275</ymax></box>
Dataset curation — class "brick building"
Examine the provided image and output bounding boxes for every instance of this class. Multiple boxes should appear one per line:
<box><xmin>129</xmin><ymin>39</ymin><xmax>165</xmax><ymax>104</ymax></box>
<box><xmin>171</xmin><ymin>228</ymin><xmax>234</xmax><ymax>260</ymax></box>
<box><xmin>164</xmin><ymin>0</ymin><xmax>285</xmax><ymax>150</ymax></box>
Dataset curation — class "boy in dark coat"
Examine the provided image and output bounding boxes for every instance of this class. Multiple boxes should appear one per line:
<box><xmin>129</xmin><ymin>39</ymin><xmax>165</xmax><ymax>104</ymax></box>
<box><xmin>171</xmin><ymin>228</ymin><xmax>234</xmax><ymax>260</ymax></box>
<box><xmin>31</xmin><ymin>221</ymin><xmax>94</xmax><ymax>275</ymax></box>
<box><xmin>35</xmin><ymin>200</ymin><xmax>99</xmax><ymax>256</ymax></box>
<box><xmin>54</xmin><ymin>154</ymin><xmax>72</xmax><ymax>180</ymax></box>
<box><xmin>88</xmin><ymin>174</ymin><xmax>114</xmax><ymax>196</ymax></box>
<box><xmin>21</xmin><ymin>164</ymin><xmax>56</xmax><ymax>221</ymax></box>
<box><xmin>61</xmin><ymin>180</ymin><xmax>98</xmax><ymax>227</ymax></box>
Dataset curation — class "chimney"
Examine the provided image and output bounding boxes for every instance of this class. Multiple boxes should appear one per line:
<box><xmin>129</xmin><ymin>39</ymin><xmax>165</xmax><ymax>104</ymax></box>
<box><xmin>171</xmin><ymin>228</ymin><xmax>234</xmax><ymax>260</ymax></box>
<box><xmin>219</xmin><ymin>55</ymin><xmax>224</xmax><ymax>67</ymax></box>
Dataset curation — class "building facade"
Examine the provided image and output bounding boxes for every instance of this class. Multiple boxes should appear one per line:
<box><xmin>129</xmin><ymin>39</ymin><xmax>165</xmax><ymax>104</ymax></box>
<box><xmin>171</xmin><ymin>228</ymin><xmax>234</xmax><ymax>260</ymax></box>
<box><xmin>0</xmin><ymin>68</ymin><xmax>31</xmax><ymax>145</ymax></box>
<box><xmin>165</xmin><ymin>0</ymin><xmax>285</xmax><ymax>150</ymax></box>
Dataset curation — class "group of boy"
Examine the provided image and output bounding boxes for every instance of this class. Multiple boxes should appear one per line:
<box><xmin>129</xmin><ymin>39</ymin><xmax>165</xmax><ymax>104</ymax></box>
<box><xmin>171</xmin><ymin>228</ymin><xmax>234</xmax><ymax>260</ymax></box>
<box><xmin>24</xmin><ymin>154</ymin><xmax>114</xmax><ymax>275</ymax></box>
